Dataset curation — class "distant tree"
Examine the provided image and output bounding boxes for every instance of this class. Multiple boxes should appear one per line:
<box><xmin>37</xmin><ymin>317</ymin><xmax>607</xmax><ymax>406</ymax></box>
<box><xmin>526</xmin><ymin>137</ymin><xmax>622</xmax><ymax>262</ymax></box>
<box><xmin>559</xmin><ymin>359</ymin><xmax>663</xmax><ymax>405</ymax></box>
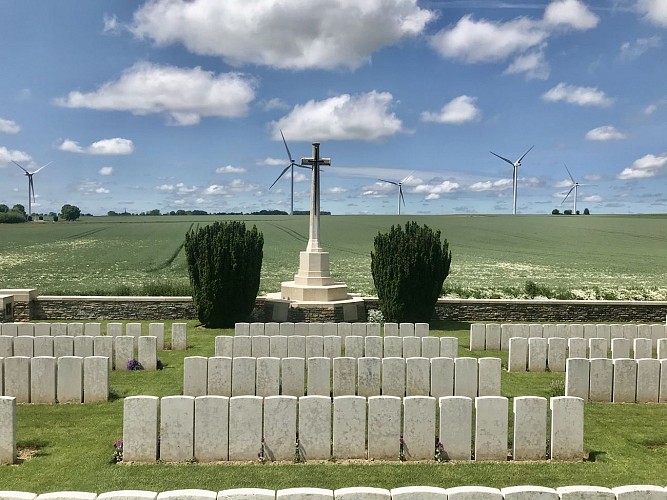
<box><xmin>584</xmin><ymin>208</ymin><xmax>590</xmax><ymax>215</ymax></box>
<box><xmin>53</xmin><ymin>215</ymin><xmax>59</xmax><ymax>222</ymax></box>
<box><xmin>61</xmin><ymin>204</ymin><xmax>81</xmax><ymax>221</ymax></box>
<box><xmin>48</xmin><ymin>211</ymin><xmax>57</xmax><ymax>217</ymax></box>
<box><xmin>12</xmin><ymin>204</ymin><xmax>25</xmax><ymax>215</ymax></box>
<box><xmin>0</xmin><ymin>204</ymin><xmax>8</xmax><ymax>213</ymax></box>
<box><xmin>551</xmin><ymin>209</ymin><xmax>560</xmax><ymax>215</ymax></box>
<box><xmin>107</xmin><ymin>210</ymin><xmax>119</xmax><ymax>216</ymax></box>
<box><xmin>576</xmin><ymin>210</ymin><xmax>580</xmax><ymax>215</ymax></box>
<box><xmin>371</xmin><ymin>222</ymin><xmax>452</xmax><ymax>323</ymax></box>
<box><xmin>0</xmin><ymin>211</ymin><xmax>26</xmax><ymax>224</ymax></box>
<box><xmin>185</xmin><ymin>221</ymin><xmax>264</xmax><ymax>328</ymax></box>
<box><xmin>564</xmin><ymin>209</ymin><xmax>573</xmax><ymax>215</ymax></box>
<box><xmin>147</xmin><ymin>209</ymin><xmax>161</xmax><ymax>216</ymax></box>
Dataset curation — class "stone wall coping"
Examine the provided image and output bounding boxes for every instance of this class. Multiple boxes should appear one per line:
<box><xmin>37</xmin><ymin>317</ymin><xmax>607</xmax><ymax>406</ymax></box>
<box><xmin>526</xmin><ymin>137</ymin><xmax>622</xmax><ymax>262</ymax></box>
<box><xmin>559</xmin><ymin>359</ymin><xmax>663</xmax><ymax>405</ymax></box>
<box><xmin>0</xmin><ymin>289</ymin><xmax>38</xmax><ymax>301</ymax></box>
<box><xmin>35</xmin><ymin>296</ymin><xmax>193</xmax><ymax>303</ymax></box>
<box><xmin>434</xmin><ymin>298</ymin><xmax>667</xmax><ymax>306</ymax></box>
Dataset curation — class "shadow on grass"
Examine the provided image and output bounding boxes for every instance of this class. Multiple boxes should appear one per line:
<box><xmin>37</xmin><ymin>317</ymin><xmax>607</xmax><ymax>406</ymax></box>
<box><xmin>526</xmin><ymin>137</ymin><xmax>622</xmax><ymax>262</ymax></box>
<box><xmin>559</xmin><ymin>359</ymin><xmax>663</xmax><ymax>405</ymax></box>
<box><xmin>586</xmin><ymin>450</ymin><xmax>606</xmax><ymax>462</ymax></box>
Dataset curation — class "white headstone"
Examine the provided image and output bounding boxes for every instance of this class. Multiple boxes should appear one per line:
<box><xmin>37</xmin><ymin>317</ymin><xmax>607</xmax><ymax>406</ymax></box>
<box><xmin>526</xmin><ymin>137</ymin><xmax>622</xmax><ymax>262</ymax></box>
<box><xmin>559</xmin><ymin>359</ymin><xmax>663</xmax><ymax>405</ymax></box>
<box><xmin>136</xmin><ymin>336</ymin><xmax>157</xmax><ymax>371</ymax></box>
<box><xmin>0</xmin><ymin>396</ymin><xmax>16</xmax><ymax>464</ymax></box>
<box><xmin>568</xmin><ymin>337</ymin><xmax>588</xmax><ymax>359</ymax></box>
<box><xmin>265</xmin><ymin>322</ymin><xmax>280</xmax><ymax>337</ymax></box>
<box><xmin>67</xmin><ymin>322</ymin><xmax>84</xmax><ymax>337</ymax></box>
<box><xmin>83</xmin><ymin>356</ymin><xmax>109</xmax><ymax>403</ymax></box>
<box><xmin>171</xmin><ymin>323</ymin><xmax>187</xmax><ymax>350</ymax></box>
<box><xmin>633</xmin><ymin>338</ymin><xmax>652</xmax><ymax>360</ymax></box>
<box><xmin>406</xmin><ymin>357</ymin><xmax>430</xmax><ymax>396</ymax></box>
<box><xmin>501</xmin><ymin>486</ymin><xmax>558</xmax><ymax>500</ymax></box>
<box><xmin>364</xmin><ymin>336</ymin><xmax>383</xmax><ymax>359</ymax></box>
<box><xmin>287</xmin><ymin>336</ymin><xmax>306</xmax><ymax>358</ymax></box>
<box><xmin>508</xmin><ymin>337</ymin><xmax>528</xmax><ymax>372</ymax></box>
<box><xmin>550</xmin><ymin>396</ymin><xmax>584</xmax><ymax>460</ymax></box>
<box><xmin>357</xmin><ymin>357</ymin><xmax>381</xmax><ymax>398</ymax></box>
<box><xmin>308</xmin><ymin>323</ymin><xmax>324</xmax><ymax>337</ymax></box>
<box><xmin>334</xmin><ymin>488</ymin><xmax>391</xmax><ymax>500</ymax></box>
<box><xmin>547</xmin><ymin>337</ymin><xmax>567</xmax><ymax>372</ymax></box>
<box><xmin>477</xmin><ymin>357</ymin><xmax>501</xmax><ymax>397</ymax></box>
<box><xmin>228</xmin><ymin>396</ymin><xmax>263</xmax><ymax>461</ymax></box>
<box><xmin>454</xmin><ymin>357</ymin><xmax>478</xmax><ymax>399</ymax></box>
<box><xmin>383</xmin><ymin>323</ymin><xmax>398</xmax><ymax>337</ymax></box>
<box><xmin>391</xmin><ymin>487</ymin><xmax>448</xmax><ymax>500</ymax></box>
<box><xmin>298</xmin><ymin>396</ymin><xmax>331</xmax><ymax>460</ymax></box>
<box><xmin>636</xmin><ymin>358</ymin><xmax>660</xmax><ymax>403</ymax></box>
<box><xmin>156</xmin><ymin>490</ymin><xmax>216</xmax><ymax>500</ymax></box>
<box><xmin>13</xmin><ymin>336</ymin><xmax>34</xmax><ymax>357</ymax></box>
<box><xmin>383</xmin><ymin>336</ymin><xmax>402</xmax><ymax>358</ymax></box>
<box><xmin>438</xmin><ymin>396</ymin><xmax>472</xmax><ymax>460</ymax></box>
<box><xmin>512</xmin><ymin>396</ymin><xmax>546</xmax><ymax>460</ymax></box>
<box><xmin>610</xmin><ymin>324</ymin><xmax>623</xmax><ymax>340</ymax></box>
<box><xmin>57</xmin><ymin>356</ymin><xmax>83</xmax><ymax>403</ymax></box>
<box><xmin>421</xmin><ymin>337</ymin><xmax>440</xmax><ymax>359</ymax></box>
<box><xmin>485</xmin><ymin>324</ymin><xmax>501</xmax><ymax>350</ymax></box>
<box><xmin>255</xmin><ymin>357</ymin><xmax>280</xmax><ymax>397</ymax></box>
<box><xmin>439</xmin><ymin>337</ymin><xmax>458</xmax><ymax>359</ymax></box>
<box><xmin>402</xmin><ymin>396</ymin><xmax>436</xmax><ymax>460</ymax></box>
<box><xmin>402</xmin><ymin>337</ymin><xmax>421</xmax><ymax>358</ymax></box>
<box><xmin>611</xmin><ymin>485</ymin><xmax>667</xmax><ymax>500</ymax></box>
<box><xmin>270</xmin><ymin>336</ymin><xmax>288</xmax><ymax>359</ymax></box>
<box><xmin>367</xmin><ymin>395</ymin><xmax>401</xmax><ymax>460</ymax></box>
<box><xmin>126</xmin><ymin>323</ymin><xmax>142</xmax><ymax>347</ymax></box>
<box><xmin>73</xmin><ymin>336</ymin><xmax>94</xmax><ymax>358</ymax></box>
<box><xmin>475</xmin><ymin>396</ymin><xmax>508</xmax><ymax>461</ymax></box>
<box><xmin>430</xmin><ymin>357</ymin><xmax>454</xmax><ymax>398</ymax></box>
<box><xmin>160</xmin><ymin>395</ymin><xmax>195</xmax><ymax>462</ymax></box>
<box><xmin>123</xmin><ymin>395</ymin><xmax>159</xmax><ymax>462</ymax></box>
<box><xmin>337</xmin><ymin>322</ymin><xmax>351</xmax><ymax>339</ymax></box>
<box><xmin>235</xmin><ymin>323</ymin><xmax>250</xmax><ymax>336</ymax></box>
<box><xmin>323</xmin><ymin>335</ymin><xmax>342</xmax><ymax>359</ymax></box>
<box><xmin>351</xmin><ymin>323</ymin><xmax>367</xmax><ymax>337</ymax></box>
<box><xmin>251</xmin><ymin>336</ymin><xmax>270</xmax><ymax>358</ymax></box>
<box><xmin>588</xmin><ymin>338</ymin><xmax>608</xmax><ymax>359</ymax></box>
<box><xmin>233</xmin><ymin>336</ymin><xmax>252</xmax><ymax>357</ymax></box>
<box><xmin>399</xmin><ymin>323</ymin><xmax>415</xmax><ymax>337</ymax></box>
<box><xmin>279</xmin><ymin>322</ymin><xmax>295</xmax><ymax>337</ymax></box>
<box><xmin>542</xmin><ymin>324</ymin><xmax>557</xmax><ymax>340</ymax></box>
<box><xmin>114</xmin><ymin>336</ymin><xmax>134</xmax><ymax>371</ymax></box>
<box><xmin>0</xmin><ymin>336</ymin><xmax>13</xmax><ymax>357</ymax></box>
<box><xmin>613</xmin><ymin>358</ymin><xmax>637</xmax><ymax>403</ymax></box>
<box><xmin>332</xmin><ymin>396</ymin><xmax>366</xmax><ymax>459</ymax></box>
<box><xmin>149</xmin><ymin>323</ymin><xmax>165</xmax><ymax>350</ymax></box>
<box><xmin>94</xmin><ymin>336</ymin><xmax>114</xmax><ymax>371</ymax></box>
<box><xmin>528</xmin><ymin>338</ymin><xmax>547</xmax><ymax>372</ymax></box>
<box><xmin>381</xmin><ymin>357</ymin><xmax>406</xmax><ymax>397</ymax></box>
<box><xmin>658</xmin><ymin>338</ymin><xmax>667</xmax><ymax>360</ymax></box>
<box><xmin>250</xmin><ymin>322</ymin><xmax>265</xmax><ymax>337</ymax></box>
<box><xmin>107</xmin><ymin>323</ymin><xmax>123</xmax><ymax>337</ymax></box>
<box><xmin>307</xmin><ymin>357</ymin><xmax>331</xmax><ymax>396</ymax></box>
<box><xmin>415</xmin><ymin>323</ymin><xmax>429</xmax><ymax>337</ymax></box>
<box><xmin>565</xmin><ymin>358</ymin><xmax>590</xmax><ymax>400</ymax></box>
<box><xmin>232</xmin><ymin>357</ymin><xmax>256</xmax><ymax>396</ymax></box>
<box><xmin>623</xmin><ymin>324</ymin><xmax>638</xmax><ymax>340</ymax></box>
<box><xmin>333</xmin><ymin>357</ymin><xmax>356</xmax><ymax>397</ymax></box>
<box><xmin>17</xmin><ymin>323</ymin><xmax>34</xmax><ymax>337</ymax></box>
<box><xmin>219</xmin><ymin>489</ymin><xmax>274</xmax><ymax>500</ymax></box>
<box><xmin>596</xmin><ymin>324</ymin><xmax>612</xmax><ymax>343</ymax></box>
<box><xmin>263</xmin><ymin>395</ymin><xmax>297</xmax><ymax>461</ymax></box>
<box><xmin>529</xmin><ymin>324</ymin><xmax>543</xmax><ymax>339</ymax></box>
<box><xmin>661</xmin><ymin>359</ymin><xmax>667</xmax><ymax>403</ymax></box>
<box><xmin>344</xmin><ymin>336</ymin><xmax>364</xmax><ymax>359</ymax></box>
<box><xmin>207</xmin><ymin>357</ymin><xmax>232</xmax><ymax>397</ymax></box>
<box><xmin>54</xmin><ymin>336</ymin><xmax>74</xmax><ymax>358</ymax></box>
<box><xmin>30</xmin><ymin>356</ymin><xmax>57</xmax><ymax>404</ymax></box>
<box><xmin>651</xmin><ymin>324</ymin><xmax>666</xmax><ymax>349</ymax></box>
<box><xmin>194</xmin><ymin>395</ymin><xmax>229</xmax><ymax>462</ymax></box>
<box><xmin>583</xmin><ymin>324</ymin><xmax>598</xmax><ymax>340</ymax></box>
<box><xmin>34</xmin><ymin>323</ymin><xmax>51</xmax><ymax>337</ymax></box>
<box><xmin>322</xmin><ymin>323</ymin><xmax>338</xmax><ymax>337</ymax></box>
<box><xmin>51</xmin><ymin>323</ymin><xmax>68</xmax><ymax>337</ymax></box>
<box><xmin>4</xmin><ymin>356</ymin><xmax>30</xmax><ymax>403</ymax></box>
<box><xmin>588</xmin><ymin>358</ymin><xmax>613</xmax><ymax>402</ymax></box>
<box><xmin>281</xmin><ymin>357</ymin><xmax>305</xmax><ymax>397</ymax></box>
<box><xmin>306</xmin><ymin>336</ymin><xmax>324</xmax><ymax>358</ymax></box>
<box><xmin>33</xmin><ymin>336</ymin><xmax>54</xmax><ymax>357</ymax></box>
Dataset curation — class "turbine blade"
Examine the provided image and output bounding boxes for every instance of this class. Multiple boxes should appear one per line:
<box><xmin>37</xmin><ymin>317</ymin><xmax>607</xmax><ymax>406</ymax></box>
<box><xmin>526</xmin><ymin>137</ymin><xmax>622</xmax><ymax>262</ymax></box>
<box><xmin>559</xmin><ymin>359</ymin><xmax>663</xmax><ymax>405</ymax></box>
<box><xmin>561</xmin><ymin>186</ymin><xmax>575</xmax><ymax>204</ymax></box>
<box><xmin>280</xmin><ymin>130</ymin><xmax>295</xmax><ymax>164</ymax></box>
<box><xmin>269</xmin><ymin>165</ymin><xmax>291</xmax><ymax>190</ymax></box>
<box><xmin>399</xmin><ymin>185</ymin><xmax>405</xmax><ymax>205</ymax></box>
<box><xmin>12</xmin><ymin>160</ymin><xmax>29</xmax><ymax>174</ymax></box>
<box><xmin>490</xmin><ymin>151</ymin><xmax>515</xmax><ymax>166</ymax></box>
<box><xmin>517</xmin><ymin>145</ymin><xmax>534</xmax><ymax>163</ymax></box>
<box><xmin>564</xmin><ymin>164</ymin><xmax>575</xmax><ymax>183</ymax></box>
<box><xmin>378</xmin><ymin>179</ymin><xmax>398</xmax><ymax>186</ymax></box>
<box><xmin>33</xmin><ymin>161</ymin><xmax>53</xmax><ymax>174</ymax></box>
<box><xmin>29</xmin><ymin>177</ymin><xmax>36</xmax><ymax>202</ymax></box>
<box><xmin>400</xmin><ymin>170</ymin><xmax>415</xmax><ymax>184</ymax></box>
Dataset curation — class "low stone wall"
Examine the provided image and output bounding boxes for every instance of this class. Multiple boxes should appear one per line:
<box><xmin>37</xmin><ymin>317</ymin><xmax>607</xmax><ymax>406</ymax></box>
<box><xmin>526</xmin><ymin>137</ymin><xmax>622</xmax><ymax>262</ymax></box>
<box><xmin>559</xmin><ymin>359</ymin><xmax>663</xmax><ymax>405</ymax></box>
<box><xmin>123</xmin><ymin>394</ymin><xmax>582</xmax><ymax>463</ymax></box>
<box><xmin>183</xmin><ymin>355</ymin><xmax>495</xmax><ymax>399</ymax></box>
<box><xmin>3</xmin><ymin>291</ymin><xmax>667</xmax><ymax>323</ymax></box>
<box><xmin>215</xmin><ymin>334</ymin><xmax>458</xmax><ymax>359</ymax></box>
<box><xmin>2</xmin><ymin>486</ymin><xmax>667</xmax><ymax>500</ymax></box>
<box><xmin>1</xmin><ymin>356</ymin><xmax>108</xmax><ymax>404</ymax></box>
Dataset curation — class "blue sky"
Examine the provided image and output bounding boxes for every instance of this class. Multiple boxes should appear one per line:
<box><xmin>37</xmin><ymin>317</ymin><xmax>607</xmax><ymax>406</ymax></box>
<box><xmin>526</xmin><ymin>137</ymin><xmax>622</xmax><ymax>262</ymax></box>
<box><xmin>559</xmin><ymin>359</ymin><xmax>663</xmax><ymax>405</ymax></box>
<box><xmin>1</xmin><ymin>0</ymin><xmax>666</xmax><ymax>216</ymax></box>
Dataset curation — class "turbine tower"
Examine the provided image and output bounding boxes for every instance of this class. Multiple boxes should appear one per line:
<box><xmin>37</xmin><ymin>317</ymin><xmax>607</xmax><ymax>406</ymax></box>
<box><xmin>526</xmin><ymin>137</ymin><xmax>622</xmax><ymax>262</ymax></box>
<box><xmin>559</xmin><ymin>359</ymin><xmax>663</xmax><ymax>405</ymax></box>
<box><xmin>490</xmin><ymin>146</ymin><xmax>534</xmax><ymax>215</ymax></box>
<box><xmin>378</xmin><ymin>173</ymin><xmax>412</xmax><ymax>215</ymax></box>
<box><xmin>561</xmin><ymin>164</ymin><xmax>587</xmax><ymax>214</ymax></box>
<box><xmin>12</xmin><ymin>160</ymin><xmax>52</xmax><ymax>218</ymax></box>
<box><xmin>269</xmin><ymin>130</ymin><xmax>309</xmax><ymax>215</ymax></box>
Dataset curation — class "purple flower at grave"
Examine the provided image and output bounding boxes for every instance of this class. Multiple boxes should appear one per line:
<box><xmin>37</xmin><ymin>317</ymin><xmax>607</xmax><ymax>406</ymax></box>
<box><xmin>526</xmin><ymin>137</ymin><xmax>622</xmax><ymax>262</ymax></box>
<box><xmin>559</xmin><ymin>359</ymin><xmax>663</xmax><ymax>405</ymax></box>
<box><xmin>127</xmin><ymin>359</ymin><xmax>144</xmax><ymax>371</ymax></box>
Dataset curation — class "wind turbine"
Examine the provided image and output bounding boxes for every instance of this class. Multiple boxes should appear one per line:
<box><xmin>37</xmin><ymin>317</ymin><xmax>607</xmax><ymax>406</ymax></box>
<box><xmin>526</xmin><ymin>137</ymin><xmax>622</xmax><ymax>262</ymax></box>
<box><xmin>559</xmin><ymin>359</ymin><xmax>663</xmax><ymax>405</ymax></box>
<box><xmin>269</xmin><ymin>130</ymin><xmax>310</xmax><ymax>215</ymax></box>
<box><xmin>12</xmin><ymin>160</ymin><xmax>53</xmax><ymax>218</ymax></box>
<box><xmin>561</xmin><ymin>164</ymin><xmax>588</xmax><ymax>214</ymax></box>
<box><xmin>377</xmin><ymin>172</ymin><xmax>412</xmax><ymax>215</ymax></box>
<box><xmin>490</xmin><ymin>145</ymin><xmax>534</xmax><ymax>215</ymax></box>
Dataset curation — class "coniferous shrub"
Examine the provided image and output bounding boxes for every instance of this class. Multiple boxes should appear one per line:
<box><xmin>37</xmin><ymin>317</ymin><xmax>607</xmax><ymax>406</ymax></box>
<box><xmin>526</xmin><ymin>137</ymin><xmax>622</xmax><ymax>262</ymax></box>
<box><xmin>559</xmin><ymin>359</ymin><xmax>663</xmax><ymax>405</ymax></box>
<box><xmin>371</xmin><ymin>221</ymin><xmax>452</xmax><ymax>323</ymax></box>
<box><xmin>184</xmin><ymin>221</ymin><xmax>264</xmax><ymax>328</ymax></box>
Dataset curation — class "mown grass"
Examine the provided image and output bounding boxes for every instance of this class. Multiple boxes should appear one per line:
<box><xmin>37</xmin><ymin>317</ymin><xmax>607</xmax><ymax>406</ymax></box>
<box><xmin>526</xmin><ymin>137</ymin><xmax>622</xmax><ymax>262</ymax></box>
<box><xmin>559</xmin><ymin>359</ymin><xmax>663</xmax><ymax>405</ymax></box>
<box><xmin>2</xmin><ymin>320</ymin><xmax>667</xmax><ymax>492</ymax></box>
<box><xmin>1</xmin><ymin>214</ymin><xmax>666</xmax><ymax>298</ymax></box>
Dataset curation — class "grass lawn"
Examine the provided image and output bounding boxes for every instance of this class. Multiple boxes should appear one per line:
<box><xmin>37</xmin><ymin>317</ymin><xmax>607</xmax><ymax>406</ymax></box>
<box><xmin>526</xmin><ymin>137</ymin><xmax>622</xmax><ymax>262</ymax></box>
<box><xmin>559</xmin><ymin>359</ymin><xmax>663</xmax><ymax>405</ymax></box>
<box><xmin>1</xmin><ymin>320</ymin><xmax>666</xmax><ymax>492</ymax></box>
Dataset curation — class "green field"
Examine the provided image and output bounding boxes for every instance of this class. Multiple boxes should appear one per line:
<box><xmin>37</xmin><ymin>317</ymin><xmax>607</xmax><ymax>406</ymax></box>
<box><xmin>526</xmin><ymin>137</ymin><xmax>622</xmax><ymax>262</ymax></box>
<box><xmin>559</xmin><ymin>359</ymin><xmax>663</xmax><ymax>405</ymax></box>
<box><xmin>2</xmin><ymin>321</ymin><xmax>667</xmax><ymax>492</ymax></box>
<box><xmin>1</xmin><ymin>214</ymin><xmax>666</xmax><ymax>299</ymax></box>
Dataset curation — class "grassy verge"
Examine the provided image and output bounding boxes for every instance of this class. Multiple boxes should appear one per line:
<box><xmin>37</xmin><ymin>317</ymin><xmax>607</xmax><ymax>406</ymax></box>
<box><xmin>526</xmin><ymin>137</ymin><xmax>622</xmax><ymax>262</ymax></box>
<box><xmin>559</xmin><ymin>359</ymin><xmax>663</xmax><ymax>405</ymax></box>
<box><xmin>2</xmin><ymin>320</ymin><xmax>666</xmax><ymax>492</ymax></box>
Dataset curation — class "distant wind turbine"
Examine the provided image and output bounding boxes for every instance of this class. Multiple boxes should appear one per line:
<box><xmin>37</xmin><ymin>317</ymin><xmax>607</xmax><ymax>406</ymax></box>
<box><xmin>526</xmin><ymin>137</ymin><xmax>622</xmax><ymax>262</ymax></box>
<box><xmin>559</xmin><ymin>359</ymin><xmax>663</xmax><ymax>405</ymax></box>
<box><xmin>561</xmin><ymin>164</ymin><xmax>589</xmax><ymax>214</ymax></box>
<box><xmin>490</xmin><ymin>145</ymin><xmax>534</xmax><ymax>215</ymax></box>
<box><xmin>377</xmin><ymin>172</ymin><xmax>413</xmax><ymax>215</ymax></box>
<box><xmin>12</xmin><ymin>160</ymin><xmax>53</xmax><ymax>218</ymax></box>
<box><xmin>269</xmin><ymin>130</ymin><xmax>310</xmax><ymax>215</ymax></box>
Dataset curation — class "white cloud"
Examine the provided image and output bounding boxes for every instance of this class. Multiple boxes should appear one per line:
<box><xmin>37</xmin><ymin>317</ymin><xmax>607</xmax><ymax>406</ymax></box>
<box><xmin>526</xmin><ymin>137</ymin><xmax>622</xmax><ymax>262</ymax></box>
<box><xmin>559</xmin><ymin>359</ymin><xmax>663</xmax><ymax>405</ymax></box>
<box><xmin>60</xmin><ymin>137</ymin><xmax>134</xmax><ymax>155</ymax></box>
<box><xmin>130</xmin><ymin>0</ymin><xmax>434</xmax><ymax>70</ymax></box>
<box><xmin>421</xmin><ymin>95</ymin><xmax>481</xmax><ymax>124</ymax></box>
<box><xmin>78</xmin><ymin>180</ymin><xmax>110</xmax><ymax>195</ymax></box>
<box><xmin>617</xmin><ymin>153</ymin><xmax>667</xmax><ymax>179</ymax></box>
<box><xmin>96</xmin><ymin>187</ymin><xmax>111</xmax><ymax>194</ymax></box>
<box><xmin>468</xmin><ymin>178</ymin><xmax>513</xmax><ymax>191</ymax></box>
<box><xmin>0</xmin><ymin>118</ymin><xmax>20</xmax><ymax>134</ymax></box>
<box><xmin>583</xmin><ymin>174</ymin><xmax>601</xmax><ymax>181</ymax></box>
<box><xmin>325</xmin><ymin>187</ymin><xmax>347</xmax><ymax>194</ymax></box>
<box><xmin>430</xmin><ymin>15</ymin><xmax>547</xmax><ymax>63</ymax></box>
<box><xmin>257</xmin><ymin>157</ymin><xmax>285</xmax><ymax>166</ymax></box>
<box><xmin>620</xmin><ymin>36</ymin><xmax>662</xmax><ymax>61</ymax></box>
<box><xmin>99</xmin><ymin>166</ymin><xmax>114</xmax><ymax>176</ymax></box>
<box><xmin>272</xmin><ymin>91</ymin><xmax>403</xmax><ymax>141</ymax></box>
<box><xmin>203</xmin><ymin>184</ymin><xmax>228</xmax><ymax>196</ymax></box>
<box><xmin>542</xmin><ymin>83</ymin><xmax>614</xmax><ymax>107</ymax></box>
<box><xmin>55</xmin><ymin>62</ymin><xmax>255</xmax><ymax>126</ymax></box>
<box><xmin>176</xmin><ymin>182</ymin><xmax>197</xmax><ymax>194</ymax></box>
<box><xmin>637</xmin><ymin>0</ymin><xmax>667</xmax><ymax>27</ymax></box>
<box><xmin>583</xmin><ymin>195</ymin><xmax>602</xmax><ymax>202</ymax></box>
<box><xmin>216</xmin><ymin>165</ymin><xmax>246</xmax><ymax>174</ymax></box>
<box><xmin>585</xmin><ymin>126</ymin><xmax>627</xmax><ymax>141</ymax></box>
<box><xmin>503</xmin><ymin>48</ymin><xmax>550</xmax><ymax>80</ymax></box>
<box><xmin>644</xmin><ymin>98</ymin><xmax>667</xmax><ymax>115</ymax></box>
<box><xmin>554</xmin><ymin>179</ymin><xmax>573</xmax><ymax>188</ymax></box>
<box><xmin>0</xmin><ymin>146</ymin><xmax>31</xmax><ymax>167</ymax></box>
<box><xmin>261</xmin><ymin>98</ymin><xmax>289</xmax><ymax>111</ymax></box>
<box><xmin>156</xmin><ymin>184</ymin><xmax>174</xmax><ymax>192</ymax></box>
<box><xmin>103</xmin><ymin>14</ymin><xmax>121</xmax><ymax>34</ymax></box>
<box><xmin>543</xmin><ymin>0</ymin><xmax>599</xmax><ymax>30</ymax></box>
<box><xmin>413</xmin><ymin>181</ymin><xmax>460</xmax><ymax>198</ymax></box>
<box><xmin>287</xmin><ymin>171</ymin><xmax>308</xmax><ymax>183</ymax></box>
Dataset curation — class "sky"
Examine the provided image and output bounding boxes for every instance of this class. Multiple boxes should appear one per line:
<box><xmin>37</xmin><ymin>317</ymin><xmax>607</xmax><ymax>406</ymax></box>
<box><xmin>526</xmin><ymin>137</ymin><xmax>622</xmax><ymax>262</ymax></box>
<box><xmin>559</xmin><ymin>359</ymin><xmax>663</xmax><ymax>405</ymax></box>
<box><xmin>0</xmin><ymin>0</ymin><xmax>666</xmax><ymax>216</ymax></box>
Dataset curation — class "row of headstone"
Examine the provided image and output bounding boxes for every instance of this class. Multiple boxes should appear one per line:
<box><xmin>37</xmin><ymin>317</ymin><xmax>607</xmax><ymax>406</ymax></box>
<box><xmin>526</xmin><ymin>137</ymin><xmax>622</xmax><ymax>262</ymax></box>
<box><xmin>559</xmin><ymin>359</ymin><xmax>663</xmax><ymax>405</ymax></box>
<box><xmin>123</xmin><ymin>394</ymin><xmax>582</xmax><ymax>463</ymax></box>
<box><xmin>0</xmin><ymin>322</ymin><xmax>188</xmax><ymax>351</ymax></box>
<box><xmin>0</xmin><ymin>356</ymin><xmax>108</xmax><ymax>403</ymax></box>
<box><xmin>4</xmin><ymin>486</ymin><xmax>666</xmax><ymax>500</ymax></box>
<box><xmin>235</xmin><ymin>322</ymin><xmax>429</xmax><ymax>338</ymax></box>
<box><xmin>508</xmin><ymin>336</ymin><xmax>667</xmax><ymax>372</ymax></box>
<box><xmin>471</xmin><ymin>323</ymin><xmax>667</xmax><ymax>351</ymax></box>
<box><xmin>183</xmin><ymin>356</ymin><xmax>500</xmax><ymax>399</ymax></box>
<box><xmin>0</xmin><ymin>335</ymin><xmax>158</xmax><ymax>371</ymax></box>
<box><xmin>565</xmin><ymin>357</ymin><xmax>667</xmax><ymax>403</ymax></box>
<box><xmin>215</xmin><ymin>335</ymin><xmax>458</xmax><ymax>360</ymax></box>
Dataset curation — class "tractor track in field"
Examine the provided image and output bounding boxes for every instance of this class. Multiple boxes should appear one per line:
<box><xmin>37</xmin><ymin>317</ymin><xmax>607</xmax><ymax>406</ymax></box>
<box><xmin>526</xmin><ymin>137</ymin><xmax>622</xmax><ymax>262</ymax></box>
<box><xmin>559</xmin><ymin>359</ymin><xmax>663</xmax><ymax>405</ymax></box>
<box><xmin>269</xmin><ymin>222</ymin><xmax>367</xmax><ymax>256</ymax></box>
<box><xmin>62</xmin><ymin>227</ymin><xmax>108</xmax><ymax>240</ymax></box>
<box><xmin>147</xmin><ymin>223</ymin><xmax>193</xmax><ymax>272</ymax></box>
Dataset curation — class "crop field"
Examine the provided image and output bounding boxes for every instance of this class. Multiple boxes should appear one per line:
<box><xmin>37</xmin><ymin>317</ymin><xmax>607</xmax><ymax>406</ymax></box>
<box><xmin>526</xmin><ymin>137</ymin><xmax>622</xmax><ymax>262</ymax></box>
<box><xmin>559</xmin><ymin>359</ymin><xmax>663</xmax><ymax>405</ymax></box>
<box><xmin>1</xmin><ymin>214</ymin><xmax>666</xmax><ymax>299</ymax></box>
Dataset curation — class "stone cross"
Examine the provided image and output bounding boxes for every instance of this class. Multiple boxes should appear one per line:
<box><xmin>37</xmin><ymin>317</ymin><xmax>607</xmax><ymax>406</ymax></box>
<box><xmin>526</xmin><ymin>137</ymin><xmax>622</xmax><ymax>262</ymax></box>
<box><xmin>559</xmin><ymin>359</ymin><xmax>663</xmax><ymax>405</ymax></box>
<box><xmin>301</xmin><ymin>143</ymin><xmax>330</xmax><ymax>253</ymax></box>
